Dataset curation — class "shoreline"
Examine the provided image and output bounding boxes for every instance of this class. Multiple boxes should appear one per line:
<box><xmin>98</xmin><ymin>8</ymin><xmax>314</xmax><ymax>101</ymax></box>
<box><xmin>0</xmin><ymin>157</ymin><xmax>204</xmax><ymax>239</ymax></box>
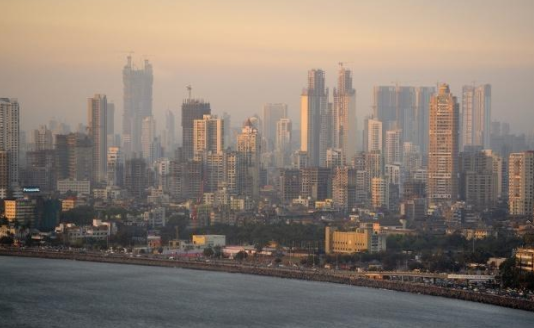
<box><xmin>2</xmin><ymin>249</ymin><xmax>533</xmax><ymax>312</ymax></box>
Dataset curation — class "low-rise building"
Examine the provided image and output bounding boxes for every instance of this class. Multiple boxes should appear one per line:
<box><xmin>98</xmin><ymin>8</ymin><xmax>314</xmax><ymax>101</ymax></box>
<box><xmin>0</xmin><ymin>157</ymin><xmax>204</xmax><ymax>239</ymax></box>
<box><xmin>325</xmin><ymin>223</ymin><xmax>386</xmax><ymax>254</ymax></box>
<box><xmin>4</xmin><ymin>198</ymin><xmax>35</xmax><ymax>225</ymax></box>
<box><xmin>192</xmin><ymin>234</ymin><xmax>226</xmax><ymax>248</ymax></box>
<box><xmin>516</xmin><ymin>248</ymin><xmax>534</xmax><ymax>273</ymax></box>
<box><xmin>57</xmin><ymin>179</ymin><xmax>91</xmax><ymax>195</ymax></box>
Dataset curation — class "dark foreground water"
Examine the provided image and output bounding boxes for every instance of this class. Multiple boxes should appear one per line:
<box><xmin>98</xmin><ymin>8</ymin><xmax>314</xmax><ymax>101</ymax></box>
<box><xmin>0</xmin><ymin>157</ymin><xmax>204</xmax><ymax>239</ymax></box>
<box><xmin>1</xmin><ymin>257</ymin><xmax>534</xmax><ymax>328</ymax></box>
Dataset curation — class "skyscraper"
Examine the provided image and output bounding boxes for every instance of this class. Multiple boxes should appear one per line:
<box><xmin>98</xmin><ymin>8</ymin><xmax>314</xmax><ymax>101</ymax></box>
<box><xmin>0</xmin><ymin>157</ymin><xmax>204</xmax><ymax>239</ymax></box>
<box><xmin>275</xmin><ymin>118</ymin><xmax>292</xmax><ymax>168</ymax></box>
<box><xmin>385</xmin><ymin>129</ymin><xmax>401</xmax><ymax>165</ymax></box>
<box><xmin>509</xmin><ymin>151</ymin><xmax>534</xmax><ymax>217</ymax></box>
<box><xmin>122</xmin><ymin>56</ymin><xmax>153</xmax><ymax>158</ymax></box>
<box><xmin>107</xmin><ymin>102</ymin><xmax>115</xmax><ymax>147</ymax></box>
<box><xmin>107</xmin><ymin>146</ymin><xmax>123</xmax><ymax>187</ymax></box>
<box><xmin>33</xmin><ymin>125</ymin><xmax>53</xmax><ymax>151</ymax></box>
<box><xmin>462</xmin><ymin>84</ymin><xmax>491</xmax><ymax>150</ymax></box>
<box><xmin>88</xmin><ymin>94</ymin><xmax>108</xmax><ymax>183</ymax></box>
<box><xmin>414</xmin><ymin>87</ymin><xmax>435</xmax><ymax>156</ymax></box>
<box><xmin>163</xmin><ymin>109</ymin><xmax>175</xmax><ymax>156</ymax></box>
<box><xmin>0</xmin><ymin>98</ymin><xmax>20</xmax><ymax>191</ymax></box>
<box><xmin>333</xmin><ymin>65</ymin><xmax>357</xmax><ymax>162</ymax></box>
<box><xmin>141</xmin><ymin>116</ymin><xmax>156</xmax><ymax>164</ymax></box>
<box><xmin>428</xmin><ymin>84</ymin><xmax>460</xmax><ymax>207</ymax></box>
<box><xmin>237</xmin><ymin>119</ymin><xmax>261</xmax><ymax>199</ymax></box>
<box><xmin>301</xmin><ymin>69</ymin><xmax>328</xmax><ymax>167</ymax></box>
<box><xmin>193</xmin><ymin>114</ymin><xmax>224</xmax><ymax>159</ymax></box>
<box><xmin>262</xmin><ymin>103</ymin><xmax>287</xmax><ymax>151</ymax></box>
<box><xmin>181</xmin><ymin>98</ymin><xmax>211</xmax><ymax>160</ymax></box>
<box><xmin>364</xmin><ymin>117</ymin><xmax>383</xmax><ymax>153</ymax></box>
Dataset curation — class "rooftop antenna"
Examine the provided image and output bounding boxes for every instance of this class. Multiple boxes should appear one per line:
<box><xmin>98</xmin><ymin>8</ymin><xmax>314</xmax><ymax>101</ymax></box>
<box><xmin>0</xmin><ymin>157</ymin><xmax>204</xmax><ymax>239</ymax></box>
<box><xmin>186</xmin><ymin>85</ymin><xmax>192</xmax><ymax>99</ymax></box>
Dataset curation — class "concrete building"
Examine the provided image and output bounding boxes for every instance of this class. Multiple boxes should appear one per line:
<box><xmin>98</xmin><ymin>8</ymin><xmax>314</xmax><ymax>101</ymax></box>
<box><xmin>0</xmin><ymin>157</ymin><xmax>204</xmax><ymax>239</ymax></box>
<box><xmin>192</xmin><ymin>235</ymin><xmax>226</xmax><ymax>248</ymax></box>
<box><xmin>371</xmin><ymin>177</ymin><xmax>389</xmax><ymax>210</ymax></box>
<box><xmin>0</xmin><ymin>98</ymin><xmax>20</xmax><ymax>191</ymax></box>
<box><xmin>279</xmin><ymin>169</ymin><xmax>301</xmax><ymax>202</ymax></box>
<box><xmin>262</xmin><ymin>103</ymin><xmax>287</xmax><ymax>152</ymax></box>
<box><xmin>332</xmin><ymin>65</ymin><xmax>357</xmax><ymax>162</ymax></box>
<box><xmin>88</xmin><ymin>94</ymin><xmax>108</xmax><ymax>183</ymax></box>
<box><xmin>459</xmin><ymin>149</ymin><xmax>498</xmax><ymax>211</ymax></box>
<box><xmin>181</xmin><ymin>97</ymin><xmax>211</xmax><ymax>160</ymax></box>
<box><xmin>332</xmin><ymin>166</ymin><xmax>356</xmax><ymax>212</ymax></box>
<box><xmin>124</xmin><ymin>157</ymin><xmax>147</xmax><ymax>199</ymax></box>
<box><xmin>55</xmin><ymin>133</ymin><xmax>93</xmax><ymax>182</ymax></box>
<box><xmin>107</xmin><ymin>147</ymin><xmax>123</xmax><ymax>187</ymax></box>
<box><xmin>427</xmin><ymin>84</ymin><xmax>460</xmax><ymax>207</ymax></box>
<box><xmin>141</xmin><ymin>116</ymin><xmax>157</xmax><ymax>164</ymax></box>
<box><xmin>364</xmin><ymin>117</ymin><xmax>383</xmax><ymax>153</ymax></box>
<box><xmin>275</xmin><ymin>118</ymin><xmax>292</xmax><ymax>168</ymax></box>
<box><xmin>237</xmin><ymin>119</ymin><xmax>261</xmax><ymax>199</ymax></box>
<box><xmin>414</xmin><ymin>87</ymin><xmax>435</xmax><ymax>156</ymax></box>
<box><xmin>4</xmin><ymin>198</ymin><xmax>35</xmax><ymax>225</ymax></box>
<box><xmin>33</xmin><ymin>125</ymin><xmax>53</xmax><ymax>151</ymax></box>
<box><xmin>516</xmin><ymin>248</ymin><xmax>534</xmax><ymax>273</ymax></box>
<box><xmin>509</xmin><ymin>151</ymin><xmax>534</xmax><ymax>216</ymax></box>
<box><xmin>325</xmin><ymin>224</ymin><xmax>386</xmax><ymax>254</ymax></box>
<box><xmin>301</xmin><ymin>167</ymin><xmax>331</xmax><ymax>201</ymax></box>
<box><xmin>462</xmin><ymin>84</ymin><xmax>491</xmax><ymax>150</ymax></box>
<box><xmin>385</xmin><ymin>129</ymin><xmax>401</xmax><ymax>165</ymax></box>
<box><xmin>193</xmin><ymin>114</ymin><xmax>224</xmax><ymax>160</ymax></box>
<box><xmin>122</xmin><ymin>56</ymin><xmax>153</xmax><ymax>159</ymax></box>
<box><xmin>301</xmin><ymin>69</ymin><xmax>328</xmax><ymax>167</ymax></box>
<box><xmin>57</xmin><ymin>179</ymin><xmax>91</xmax><ymax>195</ymax></box>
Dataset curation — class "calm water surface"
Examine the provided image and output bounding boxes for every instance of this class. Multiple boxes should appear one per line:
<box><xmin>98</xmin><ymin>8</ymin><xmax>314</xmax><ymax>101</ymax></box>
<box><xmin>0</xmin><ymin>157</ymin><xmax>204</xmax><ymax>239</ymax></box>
<box><xmin>1</xmin><ymin>257</ymin><xmax>533</xmax><ymax>328</ymax></box>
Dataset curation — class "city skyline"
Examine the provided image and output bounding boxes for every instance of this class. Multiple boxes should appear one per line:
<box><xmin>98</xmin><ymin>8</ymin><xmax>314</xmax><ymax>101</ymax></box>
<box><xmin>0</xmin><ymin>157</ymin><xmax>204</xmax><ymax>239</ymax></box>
<box><xmin>2</xmin><ymin>0</ymin><xmax>534</xmax><ymax>135</ymax></box>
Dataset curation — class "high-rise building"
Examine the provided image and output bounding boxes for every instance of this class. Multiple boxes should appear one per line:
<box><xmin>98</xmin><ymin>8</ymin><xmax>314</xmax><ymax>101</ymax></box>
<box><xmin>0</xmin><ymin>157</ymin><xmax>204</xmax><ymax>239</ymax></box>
<box><xmin>182</xmin><ymin>98</ymin><xmax>211</xmax><ymax>160</ymax></box>
<box><xmin>275</xmin><ymin>118</ymin><xmax>292</xmax><ymax>168</ymax></box>
<box><xmin>373</xmin><ymin>86</ymin><xmax>414</xmax><ymax>137</ymax></box>
<box><xmin>0</xmin><ymin>98</ymin><xmax>20</xmax><ymax>191</ymax></box>
<box><xmin>193</xmin><ymin>114</ymin><xmax>224</xmax><ymax>159</ymax></box>
<box><xmin>301</xmin><ymin>69</ymin><xmax>328</xmax><ymax>167</ymax></box>
<box><xmin>428</xmin><ymin>84</ymin><xmax>460</xmax><ymax>207</ymax></box>
<box><xmin>279</xmin><ymin>168</ymin><xmax>301</xmax><ymax>202</ymax></box>
<box><xmin>122</xmin><ymin>56</ymin><xmax>153</xmax><ymax>158</ymax></box>
<box><xmin>107</xmin><ymin>147</ymin><xmax>123</xmax><ymax>187</ymax></box>
<box><xmin>88</xmin><ymin>94</ymin><xmax>108</xmax><ymax>183</ymax></box>
<box><xmin>364</xmin><ymin>117</ymin><xmax>383</xmax><ymax>153</ymax></box>
<box><xmin>33</xmin><ymin>125</ymin><xmax>53</xmax><ymax>151</ymax></box>
<box><xmin>332</xmin><ymin>166</ymin><xmax>357</xmax><ymax>212</ymax></box>
<box><xmin>162</xmin><ymin>110</ymin><xmax>175</xmax><ymax>156</ymax></box>
<box><xmin>124</xmin><ymin>157</ymin><xmax>147</xmax><ymax>199</ymax></box>
<box><xmin>262</xmin><ymin>103</ymin><xmax>287</xmax><ymax>152</ymax></box>
<box><xmin>371</xmin><ymin>177</ymin><xmax>389</xmax><ymax>210</ymax></box>
<box><xmin>107</xmin><ymin>102</ymin><xmax>115</xmax><ymax>147</ymax></box>
<box><xmin>462</xmin><ymin>84</ymin><xmax>491</xmax><ymax>150</ymax></box>
<box><xmin>237</xmin><ymin>119</ymin><xmax>261</xmax><ymax>199</ymax></box>
<box><xmin>300</xmin><ymin>167</ymin><xmax>331</xmax><ymax>201</ymax></box>
<box><xmin>509</xmin><ymin>151</ymin><xmax>534</xmax><ymax>217</ymax></box>
<box><xmin>414</xmin><ymin>87</ymin><xmax>435</xmax><ymax>156</ymax></box>
<box><xmin>385</xmin><ymin>129</ymin><xmax>401</xmax><ymax>165</ymax></box>
<box><xmin>55</xmin><ymin>133</ymin><xmax>93</xmax><ymax>182</ymax></box>
<box><xmin>141</xmin><ymin>116</ymin><xmax>156</xmax><ymax>164</ymax></box>
<box><xmin>459</xmin><ymin>149</ymin><xmax>498</xmax><ymax>211</ymax></box>
<box><xmin>333</xmin><ymin>65</ymin><xmax>357</xmax><ymax>162</ymax></box>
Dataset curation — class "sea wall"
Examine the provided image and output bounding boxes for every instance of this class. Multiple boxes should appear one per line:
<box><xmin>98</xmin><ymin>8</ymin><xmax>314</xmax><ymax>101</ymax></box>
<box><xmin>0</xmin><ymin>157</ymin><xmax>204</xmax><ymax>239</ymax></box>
<box><xmin>2</xmin><ymin>249</ymin><xmax>533</xmax><ymax>312</ymax></box>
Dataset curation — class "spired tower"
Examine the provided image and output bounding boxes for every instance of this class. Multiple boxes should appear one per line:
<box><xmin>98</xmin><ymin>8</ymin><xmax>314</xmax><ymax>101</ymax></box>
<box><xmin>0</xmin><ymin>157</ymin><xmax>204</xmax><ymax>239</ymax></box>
<box><xmin>427</xmin><ymin>84</ymin><xmax>460</xmax><ymax>207</ymax></box>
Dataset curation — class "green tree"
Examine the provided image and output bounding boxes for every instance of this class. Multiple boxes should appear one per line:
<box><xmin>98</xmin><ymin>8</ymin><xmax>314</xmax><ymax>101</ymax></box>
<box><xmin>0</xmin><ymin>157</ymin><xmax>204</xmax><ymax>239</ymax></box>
<box><xmin>203</xmin><ymin>247</ymin><xmax>214</xmax><ymax>258</ymax></box>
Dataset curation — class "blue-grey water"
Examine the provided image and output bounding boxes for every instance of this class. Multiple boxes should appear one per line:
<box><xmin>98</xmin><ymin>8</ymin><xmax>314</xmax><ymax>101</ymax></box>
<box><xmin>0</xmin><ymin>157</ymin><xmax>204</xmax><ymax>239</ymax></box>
<box><xmin>1</xmin><ymin>257</ymin><xmax>533</xmax><ymax>328</ymax></box>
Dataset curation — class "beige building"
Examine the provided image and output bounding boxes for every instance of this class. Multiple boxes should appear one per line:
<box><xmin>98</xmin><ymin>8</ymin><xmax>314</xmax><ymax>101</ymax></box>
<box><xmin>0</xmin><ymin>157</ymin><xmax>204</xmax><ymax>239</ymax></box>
<box><xmin>237</xmin><ymin>120</ymin><xmax>261</xmax><ymax>199</ymax></box>
<box><xmin>325</xmin><ymin>224</ymin><xmax>386</xmax><ymax>254</ymax></box>
<box><xmin>371</xmin><ymin>177</ymin><xmax>389</xmax><ymax>210</ymax></box>
<box><xmin>428</xmin><ymin>84</ymin><xmax>459</xmax><ymax>207</ymax></box>
<box><xmin>4</xmin><ymin>198</ymin><xmax>35</xmax><ymax>225</ymax></box>
<box><xmin>515</xmin><ymin>248</ymin><xmax>534</xmax><ymax>273</ymax></box>
<box><xmin>193</xmin><ymin>114</ymin><xmax>224</xmax><ymax>160</ymax></box>
<box><xmin>509</xmin><ymin>151</ymin><xmax>534</xmax><ymax>216</ymax></box>
<box><xmin>332</xmin><ymin>66</ymin><xmax>357</xmax><ymax>162</ymax></box>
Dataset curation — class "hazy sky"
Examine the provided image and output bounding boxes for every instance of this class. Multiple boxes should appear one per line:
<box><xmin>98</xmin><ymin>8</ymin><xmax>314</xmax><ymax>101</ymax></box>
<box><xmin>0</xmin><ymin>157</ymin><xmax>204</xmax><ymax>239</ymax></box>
<box><xmin>2</xmin><ymin>0</ymin><xmax>534</xmax><ymax>137</ymax></box>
